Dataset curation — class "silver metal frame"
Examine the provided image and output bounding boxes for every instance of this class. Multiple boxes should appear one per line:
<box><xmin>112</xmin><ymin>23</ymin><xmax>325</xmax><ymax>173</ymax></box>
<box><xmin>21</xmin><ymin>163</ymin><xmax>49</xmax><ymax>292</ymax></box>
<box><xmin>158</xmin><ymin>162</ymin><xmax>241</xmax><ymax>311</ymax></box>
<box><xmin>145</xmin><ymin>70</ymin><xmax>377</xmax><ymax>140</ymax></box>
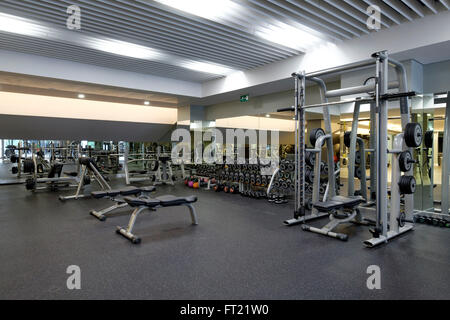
<box><xmin>284</xmin><ymin>51</ymin><xmax>417</xmax><ymax>247</ymax></box>
<box><xmin>440</xmin><ymin>92</ymin><xmax>450</xmax><ymax>214</ymax></box>
<box><xmin>59</xmin><ymin>160</ymin><xmax>111</xmax><ymax>201</ymax></box>
<box><xmin>116</xmin><ymin>203</ymin><xmax>198</xmax><ymax>244</ymax></box>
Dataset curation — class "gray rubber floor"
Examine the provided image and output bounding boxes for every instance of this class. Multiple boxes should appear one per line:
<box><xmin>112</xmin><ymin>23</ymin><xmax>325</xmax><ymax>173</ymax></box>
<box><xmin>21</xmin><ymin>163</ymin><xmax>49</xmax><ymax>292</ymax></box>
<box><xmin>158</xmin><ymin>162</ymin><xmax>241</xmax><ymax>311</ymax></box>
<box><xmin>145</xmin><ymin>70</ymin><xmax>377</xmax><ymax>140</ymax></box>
<box><xmin>0</xmin><ymin>171</ymin><xmax>449</xmax><ymax>299</ymax></box>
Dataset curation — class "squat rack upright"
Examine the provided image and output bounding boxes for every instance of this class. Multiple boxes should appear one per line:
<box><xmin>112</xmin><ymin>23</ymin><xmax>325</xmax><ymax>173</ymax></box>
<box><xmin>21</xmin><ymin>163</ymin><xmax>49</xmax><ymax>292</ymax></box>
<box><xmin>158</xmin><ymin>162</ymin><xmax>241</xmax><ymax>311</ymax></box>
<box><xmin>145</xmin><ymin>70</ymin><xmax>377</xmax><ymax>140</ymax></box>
<box><xmin>280</xmin><ymin>51</ymin><xmax>419</xmax><ymax>247</ymax></box>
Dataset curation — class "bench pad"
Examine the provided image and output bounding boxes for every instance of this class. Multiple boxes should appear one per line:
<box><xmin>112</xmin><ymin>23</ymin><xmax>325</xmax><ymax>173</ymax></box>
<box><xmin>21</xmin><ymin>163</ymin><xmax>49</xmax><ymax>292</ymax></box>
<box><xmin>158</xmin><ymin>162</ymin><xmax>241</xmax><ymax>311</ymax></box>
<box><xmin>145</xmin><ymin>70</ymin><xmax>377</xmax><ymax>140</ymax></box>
<box><xmin>91</xmin><ymin>186</ymin><xmax>156</xmax><ymax>198</ymax></box>
<box><xmin>123</xmin><ymin>197</ymin><xmax>160</xmax><ymax>208</ymax></box>
<box><xmin>156</xmin><ymin>195</ymin><xmax>197</xmax><ymax>206</ymax></box>
<box><xmin>313</xmin><ymin>196</ymin><xmax>363</xmax><ymax>212</ymax></box>
<box><xmin>123</xmin><ymin>195</ymin><xmax>197</xmax><ymax>208</ymax></box>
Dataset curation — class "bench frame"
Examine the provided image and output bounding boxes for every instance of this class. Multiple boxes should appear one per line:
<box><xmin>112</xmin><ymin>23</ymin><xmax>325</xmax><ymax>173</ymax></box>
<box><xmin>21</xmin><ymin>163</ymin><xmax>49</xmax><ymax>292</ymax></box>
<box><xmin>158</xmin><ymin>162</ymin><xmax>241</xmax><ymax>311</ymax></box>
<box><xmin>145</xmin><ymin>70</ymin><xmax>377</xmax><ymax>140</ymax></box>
<box><xmin>302</xmin><ymin>201</ymin><xmax>367</xmax><ymax>241</ymax></box>
<box><xmin>90</xmin><ymin>188</ymin><xmax>156</xmax><ymax>221</ymax></box>
<box><xmin>116</xmin><ymin>203</ymin><xmax>198</xmax><ymax>244</ymax></box>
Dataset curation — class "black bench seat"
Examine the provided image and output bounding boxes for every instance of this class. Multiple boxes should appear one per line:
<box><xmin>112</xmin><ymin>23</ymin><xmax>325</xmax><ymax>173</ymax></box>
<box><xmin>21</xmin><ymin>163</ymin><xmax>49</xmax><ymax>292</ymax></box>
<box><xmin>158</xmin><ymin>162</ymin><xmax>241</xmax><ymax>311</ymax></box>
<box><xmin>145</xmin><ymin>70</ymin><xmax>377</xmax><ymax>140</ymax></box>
<box><xmin>313</xmin><ymin>196</ymin><xmax>364</xmax><ymax>212</ymax></box>
<box><xmin>123</xmin><ymin>195</ymin><xmax>197</xmax><ymax>208</ymax></box>
<box><xmin>91</xmin><ymin>186</ymin><xmax>156</xmax><ymax>199</ymax></box>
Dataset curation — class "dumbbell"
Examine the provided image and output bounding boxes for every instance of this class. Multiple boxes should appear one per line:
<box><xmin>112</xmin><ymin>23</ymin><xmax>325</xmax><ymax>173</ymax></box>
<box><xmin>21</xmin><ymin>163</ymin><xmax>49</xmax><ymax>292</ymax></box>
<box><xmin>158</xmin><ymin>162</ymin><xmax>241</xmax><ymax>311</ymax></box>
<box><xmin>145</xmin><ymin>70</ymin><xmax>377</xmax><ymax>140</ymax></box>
<box><xmin>229</xmin><ymin>185</ymin><xmax>239</xmax><ymax>194</ymax></box>
<box><xmin>355</xmin><ymin>150</ymin><xmax>361</xmax><ymax>165</ymax></box>
<box><xmin>261</xmin><ymin>176</ymin><xmax>268</xmax><ymax>186</ymax></box>
<box><xmin>305</xmin><ymin>168</ymin><xmax>314</xmax><ymax>183</ymax></box>
<box><xmin>319</xmin><ymin>184</ymin><xmax>326</xmax><ymax>194</ymax></box>
<box><xmin>268</xmin><ymin>194</ymin><xmax>277</xmax><ymax>203</ymax></box>
<box><xmin>305</xmin><ymin>151</ymin><xmax>315</xmax><ymax>166</ymax></box>
<box><xmin>287</xmin><ymin>162</ymin><xmax>295</xmax><ymax>172</ymax></box>
<box><xmin>355</xmin><ymin>166</ymin><xmax>362</xmax><ymax>179</ymax></box>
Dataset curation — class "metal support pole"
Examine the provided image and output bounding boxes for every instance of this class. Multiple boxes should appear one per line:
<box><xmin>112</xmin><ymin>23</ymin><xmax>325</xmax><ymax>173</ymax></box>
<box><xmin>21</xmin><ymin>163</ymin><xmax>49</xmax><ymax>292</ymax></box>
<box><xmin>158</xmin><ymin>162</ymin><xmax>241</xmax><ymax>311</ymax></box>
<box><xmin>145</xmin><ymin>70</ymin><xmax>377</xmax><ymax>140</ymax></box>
<box><xmin>369</xmin><ymin>101</ymin><xmax>377</xmax><ymax>201</ymax></box>
<box><xmin>348</xmin><ymin>101</ymin><xmax>361</xmax><ymax>197</ymax></box>
<box><xmin>441</xmin><ymin>93</ymin><xmax>450</xmax><ymax>214</ymax></box>
<box><xmin>376</xmin><ymin>51</ymin><xmax>389</xmax><ymax>237</ymax></box>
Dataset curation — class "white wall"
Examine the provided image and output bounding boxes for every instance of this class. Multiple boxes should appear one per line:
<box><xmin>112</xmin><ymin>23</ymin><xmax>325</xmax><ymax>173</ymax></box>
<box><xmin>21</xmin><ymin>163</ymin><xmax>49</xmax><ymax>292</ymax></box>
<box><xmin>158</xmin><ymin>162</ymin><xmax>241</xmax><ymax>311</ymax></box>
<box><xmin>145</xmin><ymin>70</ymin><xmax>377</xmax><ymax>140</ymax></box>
<box><xmin>0</xmin><ymin>91</ymin><xmax>177</xmax><ymax>124</ymax></box>
<box><xmin>424</xmin><ymin>59</ymin><xmax>450</xmax><ymax>93</ymax></box>
<box><xmin>205</xmin><ymin>81</ymin><xmax>341</xmax><ymax>120</ymax></box>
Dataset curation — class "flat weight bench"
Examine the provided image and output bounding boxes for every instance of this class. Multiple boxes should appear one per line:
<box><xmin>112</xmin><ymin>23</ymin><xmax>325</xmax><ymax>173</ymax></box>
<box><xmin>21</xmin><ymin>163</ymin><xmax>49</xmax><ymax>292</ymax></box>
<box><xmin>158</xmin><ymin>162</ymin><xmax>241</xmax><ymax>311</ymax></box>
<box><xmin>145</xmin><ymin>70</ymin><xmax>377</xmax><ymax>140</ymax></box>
<box><xmin>90</xmin><ymin>186</ymin><xmax>156</xmax><ymax>221</ymax></box>
<box><xmin>302</xmin><ymin>196</ymin><xmax>365</xmax><ymax>241</ymax></box>
<box><xmin>116</xmin><ymin>195</ymin><xmax>198</xmax><ymax>244</ymax></box>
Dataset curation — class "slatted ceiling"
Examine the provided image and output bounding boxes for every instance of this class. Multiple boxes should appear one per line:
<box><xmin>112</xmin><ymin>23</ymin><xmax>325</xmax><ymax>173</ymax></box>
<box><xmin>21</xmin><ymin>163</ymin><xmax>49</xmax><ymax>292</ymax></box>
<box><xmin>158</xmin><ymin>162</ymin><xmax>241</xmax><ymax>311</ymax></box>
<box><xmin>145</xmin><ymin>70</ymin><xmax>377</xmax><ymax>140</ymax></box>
<box><xmin>304</xmin><ymin>0</ymin><xmax>370</xmax><ymax>35</ymax></box>
<box><xmin>0</xmin><ymin>1</ymin><xmax>448</xmax><ymax>83</ymax></box>
<box><xmin>286</xmin><ymin>0</ymin><xmax>361</xmax><ymax>37</ymax></box>
<box><xmin>263</xmin><ymin>0</ymin><xmax>352</xmax><ymax>40</ymax></box>
<box><xmin>4</xmin><ymin>0</ymin><xmax>276</xmax><ymax>69</ymax></box>
<box><xmin>0</xmin><ymin>32</ymin><xmax>221</xmax><ymax>83</ymax></box>
<box><xmin>281</xmin><ymin>0</ymin><xmax>355</xmax><ymax>39</ymax></box>
<box><xmin>422</xmin><ymin>0</ymin><xmax>439</xmax><ymax>13</ymax></box>
<box><xmin>402</xmin><ymin>0</ymin><xmax>427</xmax><ymax>16</ymax></box>
<box><xmin>364</xmin><ymin>0</ymin><xmax>405</xmax><ymax>24</ymax></box>
<box><xmin>440</xmin><ymin>0</ymin><xmax>450</xmax><ymax>9</ymax></box>
<box><xmin>324</xmin><ymin>0</ymin><xmax>375</xmax><ymax>26</ymax></box>
<box><xmin>382</xmin><ymin>0</ymin><xmax>415</xmax><ymax>21</ymax></box>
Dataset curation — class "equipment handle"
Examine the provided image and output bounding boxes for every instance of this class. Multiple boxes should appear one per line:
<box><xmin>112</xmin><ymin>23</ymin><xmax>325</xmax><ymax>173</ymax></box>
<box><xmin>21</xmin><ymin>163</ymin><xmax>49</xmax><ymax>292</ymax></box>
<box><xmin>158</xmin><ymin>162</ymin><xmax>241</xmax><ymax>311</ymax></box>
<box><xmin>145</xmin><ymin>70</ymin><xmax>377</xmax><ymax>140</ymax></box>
<box><xmin>277</xmin><ymin>106</ymin><xmax>296</xmax><ymax>112</ymax></box>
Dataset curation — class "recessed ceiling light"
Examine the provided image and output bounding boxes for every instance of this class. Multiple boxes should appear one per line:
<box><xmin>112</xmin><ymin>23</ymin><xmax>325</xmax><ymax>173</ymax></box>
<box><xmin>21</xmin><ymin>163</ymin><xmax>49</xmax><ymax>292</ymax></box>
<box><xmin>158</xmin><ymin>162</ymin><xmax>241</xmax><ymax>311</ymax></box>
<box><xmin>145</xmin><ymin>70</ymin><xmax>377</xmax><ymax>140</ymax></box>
<box><xmin>78</xmin><ymin>93</ymin><xmax>85</xmax><ymax>99</ymax></box>
<box><xmin>87</xmin><ymin>38</ymin><xmax>160</xmax><ymax>60</ymax></box>
<box><xmin>144</xmin><ymin>101</ymin><xmax>150</xmax><ymax>105</ymax></box>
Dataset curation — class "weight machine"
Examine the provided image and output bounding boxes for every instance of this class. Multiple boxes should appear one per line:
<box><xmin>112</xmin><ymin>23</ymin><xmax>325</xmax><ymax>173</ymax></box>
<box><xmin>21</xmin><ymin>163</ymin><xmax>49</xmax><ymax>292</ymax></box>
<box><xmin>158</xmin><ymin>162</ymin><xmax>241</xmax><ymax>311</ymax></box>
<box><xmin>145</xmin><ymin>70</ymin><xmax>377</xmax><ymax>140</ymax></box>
<box><xmin>280</xmin><ymin>51</ymin><xmax>422</xmax><ymax>247</ymax></box>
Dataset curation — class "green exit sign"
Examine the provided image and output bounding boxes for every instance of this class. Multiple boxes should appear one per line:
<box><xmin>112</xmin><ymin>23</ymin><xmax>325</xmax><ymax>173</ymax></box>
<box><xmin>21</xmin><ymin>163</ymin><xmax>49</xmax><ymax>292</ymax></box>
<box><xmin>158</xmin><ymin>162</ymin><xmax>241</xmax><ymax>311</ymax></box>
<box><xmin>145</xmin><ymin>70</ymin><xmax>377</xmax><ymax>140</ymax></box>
<box><xmin>240</xmin><ymin>94</ymin><xmax>249</xmax><ymax>102</ymax></box>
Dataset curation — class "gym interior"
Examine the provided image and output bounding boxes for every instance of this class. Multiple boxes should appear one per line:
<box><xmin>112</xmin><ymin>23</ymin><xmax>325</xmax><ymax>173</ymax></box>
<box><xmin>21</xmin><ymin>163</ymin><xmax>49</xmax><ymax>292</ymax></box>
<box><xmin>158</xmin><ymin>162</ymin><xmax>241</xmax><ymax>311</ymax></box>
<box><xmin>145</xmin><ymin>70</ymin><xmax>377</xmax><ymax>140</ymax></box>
<box><xmin>1</xmin><ymin>0</ymin><xmax>450</xmax><ymax>303</ymax></box>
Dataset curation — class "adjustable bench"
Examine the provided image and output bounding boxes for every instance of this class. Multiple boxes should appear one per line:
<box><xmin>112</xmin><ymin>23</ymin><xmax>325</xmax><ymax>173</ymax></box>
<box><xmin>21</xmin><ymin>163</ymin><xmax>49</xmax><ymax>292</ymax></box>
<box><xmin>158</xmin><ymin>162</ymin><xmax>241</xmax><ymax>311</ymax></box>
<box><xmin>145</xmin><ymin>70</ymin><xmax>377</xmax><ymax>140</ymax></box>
<box><xmin>302</xmin><ymin>196</ymin><xmax>365</xmax><ymax>241</ymax></box>
<box><xmin>90</xmin><ymin>186</ymin><xmax>156</xmax><ymax>221</ymax></box>
<box><xmin>116</xmin><ymin>195</ymin><xmax>198</xmax><ymax>244</ymax></box>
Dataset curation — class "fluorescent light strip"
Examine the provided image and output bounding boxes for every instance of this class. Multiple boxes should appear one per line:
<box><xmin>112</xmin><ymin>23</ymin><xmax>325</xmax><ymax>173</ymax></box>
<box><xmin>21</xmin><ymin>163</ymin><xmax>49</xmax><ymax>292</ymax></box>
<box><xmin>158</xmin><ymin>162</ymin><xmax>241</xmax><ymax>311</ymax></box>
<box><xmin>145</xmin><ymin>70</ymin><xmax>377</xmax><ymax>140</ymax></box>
<box><xmin>86</xmin><ymin>38</ymin><xmax>161</xmax><ymax>60</ymax></box>
<box><xmin>0</xmin><ymin>13</ymin><xmax>49</xmax><ymax>37</ymax></box>
<box><xmin>0</xmin><ymin>12</ymin><xmax>234</xmax><ymax>76</ymax></box>
<box><xmin>255</xmin><ymin>23</ymin><xmax>323</xmax><ymax>51</ymax></box>
<box><xmin>181</xmin><ymin>61</ymin><xmax>234</xmax><ymax>75</ymax></box>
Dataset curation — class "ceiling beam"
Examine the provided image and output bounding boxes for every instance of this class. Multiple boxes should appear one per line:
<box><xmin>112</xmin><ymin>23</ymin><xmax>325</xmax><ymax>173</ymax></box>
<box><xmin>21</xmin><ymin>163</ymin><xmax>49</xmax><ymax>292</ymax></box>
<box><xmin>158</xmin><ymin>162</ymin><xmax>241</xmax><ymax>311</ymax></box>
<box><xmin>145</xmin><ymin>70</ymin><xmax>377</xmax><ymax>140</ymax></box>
<box><xmin>400</xmin><ymin>0</ymin><xmax>426</xmax><ymax>17</ymax></box>
<box><xmin>421</xmin><ymin>0</ymin><xmax>439</xmax><ymax>13</ymax></box>
<box><xmin>303</xmin><ymin>0</ymin><xmax>370</xmax><ymax>34</ymax></box>
<box><xmin>266</xmin><ymin>0</ymin><xmax>354</xmax><ymax>39</ymax></box>
<box><xmin>325</xmin><ymin>0</ymin><xmax>390</xmax><ymax>27</ymax></box>
<box><xmin>362</xmin><ymin>0</ymin><xmax>406</xmax><ymax>24</ymax></box>
<box><xmin>285</xmin><ymin>0</ymin><xmax>362</xmax><ymax>37</ymax></box>
<box><xmin>439</xmin><ymin>0</ymin><xmax>450</xmax><ymax>9</ymax></box>
<box><xmin>382</xmin><ymin>0</ymin><xmax>415</xmax><ymax>20</ymax></box>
